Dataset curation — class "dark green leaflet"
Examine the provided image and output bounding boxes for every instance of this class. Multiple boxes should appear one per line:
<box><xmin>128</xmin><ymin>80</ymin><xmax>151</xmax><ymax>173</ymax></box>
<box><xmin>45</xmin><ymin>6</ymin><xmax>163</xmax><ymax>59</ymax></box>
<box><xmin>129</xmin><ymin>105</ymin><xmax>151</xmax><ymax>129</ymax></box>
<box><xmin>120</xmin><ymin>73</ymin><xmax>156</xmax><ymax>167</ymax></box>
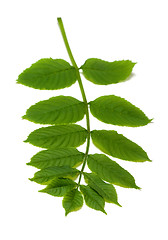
<box><xmin>39</xmin><ymin>178</ymin><xmax>77</xmax><ymax>197</ymax></box>
<box><xmin>27</xmin><ymin>148</ymin><xmax>84</xmax><ymax>169</ymax></box>
<box><xmin>83</xmin><ymin>172</ymin><xmax>121</xmax><ymax>206</ymax></box>
<box><xmin>91</xmin><ymin>130</ymin><xmax>151</xmax><ymax>162</ymax></box>
<box><xmin>62</xmin><ymin>189</ymin><xmax>83</xmax><ymax>216</ymax></box>
<box><xmin>30</xmin><ymin>166</ymin><xmax>80</xmax><ymax>185</ymax></box>
<box><xmin>90</xmin><ymin>95</ymin><xmax>152</xmax><ymax>127</ymax></box>
<box><xmin>80</xmin><ymin>185</ymin><xmax>107</xmax><ymax>214</ymax></box>
<box><xmin>23</xmin><ymin>96</ymin><xmax>86</xmax><ymax>125</ymax></box>
<box><xmin>87</xmin><ymin>154</ymin><xmax>140</xmax><ymax>189</ymax></box>
<box><xmin>80</xmin><ymin>58</ymin><xmax>136</xmax><ymax>85</ymax></box>
<box><xmin>24</xmin><ymin>124</ymin><xmax>88</xmax><ymax>149</ymax></box>
<box><xmin>17</xmin><ymin>58</ymin><xmax>77</xmax><ymax>90</ymax></box>
<box><xmin>19</xmin><ymin>17</ymin><xmax>152</xmax><ymax>215</ymax></box>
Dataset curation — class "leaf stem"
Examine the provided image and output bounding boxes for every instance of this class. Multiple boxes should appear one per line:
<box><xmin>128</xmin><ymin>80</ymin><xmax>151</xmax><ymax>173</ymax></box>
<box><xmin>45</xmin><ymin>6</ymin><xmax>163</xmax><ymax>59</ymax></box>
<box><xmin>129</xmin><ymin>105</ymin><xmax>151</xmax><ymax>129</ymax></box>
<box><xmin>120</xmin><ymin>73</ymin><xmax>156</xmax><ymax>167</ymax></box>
<box><xmin>57</xmin><ymin>17</ymin><xmax>90</xmax><ymax>187</ymax></box>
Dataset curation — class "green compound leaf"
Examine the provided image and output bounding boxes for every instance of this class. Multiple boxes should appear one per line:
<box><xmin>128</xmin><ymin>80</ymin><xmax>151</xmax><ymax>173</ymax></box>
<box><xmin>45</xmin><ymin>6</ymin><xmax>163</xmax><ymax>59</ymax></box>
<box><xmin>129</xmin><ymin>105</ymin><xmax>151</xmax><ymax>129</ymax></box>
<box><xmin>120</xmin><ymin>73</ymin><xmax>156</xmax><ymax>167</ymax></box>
<box><xmin>87</xmin><ymin>154</ymin><xmax>140</xmax><ymax>189</ymax></box>
<box><xmin>39</xmin><ymin>178</ymin><xmax>77</xmax><ymax>197</ymax></box>
<box><xmin>24</xmin><ymin>124</ymin><xmax>88</xmax><ymax>149</ymax></box>
<box><xmin>62</xmin><ymin>189</ymin><xmax>83</xmax><ymax>216</ymax></box>
<box><xmin>83</xmin><ymin>172</ymin><xmax>121</xmax><ymax>206</ymax></box>
<box><xmin>29</xmin><ymin>166</ymin><xmax>79</xmax><ymax>185</ymax></box>
<box><xmin>17</xmin><ymin>58</ymin><xmax>77</xmax><ymax>90</ymax></box>
<box><xmin>90</xmin><ymin>95</ymin><xmax>152</xmax><ymax>127</ymax></box>
<box><xmin>23</xmin><ymin>96</ymin><xmax>86</xmax><ymax>125</ymax></box>
<box><xmin>80</xmin><ymin>58</ymin><xmax>136</xmax><ymax>85</ymax></box>
<box><xmin>91</xmin><ymin>130</ymin><xmax>151</xmax><ymax>162</ymax></box>
<box><xmin>80</xmin><ymin>185</ymin><xmax>107</xmax><ymax>214</ymax></box>
<box><xmin>27</xmin><ymin>148</ymin><xmax>84</xmax><ymax>169</ymax></box>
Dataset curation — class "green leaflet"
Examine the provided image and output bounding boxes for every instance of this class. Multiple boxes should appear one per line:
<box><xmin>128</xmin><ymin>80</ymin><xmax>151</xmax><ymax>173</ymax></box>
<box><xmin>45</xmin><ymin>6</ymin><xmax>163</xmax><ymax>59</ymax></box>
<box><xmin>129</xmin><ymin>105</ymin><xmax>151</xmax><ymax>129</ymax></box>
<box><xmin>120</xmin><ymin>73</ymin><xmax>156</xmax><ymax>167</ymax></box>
<box><xmin>83</xmin><ymin>172</ymin><xmax>121</xmax><ymax>206</ymax></box>
<box><xmin>24</xmin><ymin>124</ymin><xmax>88</xmax><ymax>149</ymax></box>
<box><xmin>80</xmin><ymin>185</ymin><xmax>107</xmax><ymax>214</ymax></box>
<box><xmin>90</xmin><ymin>95</ymin><xmax>151</xmax><ymax>127</ymax></box>
<box><xmin>80</xmin><ymin>58</ymin><xmax>136</xmax><ymax>85</ymax></box>
<box><xmin>23</xmin><ymin>96</ymin><xmax>86</xmax><ymax>125</ymax></box>
<box><xmin>39</xmin><ymin>178</ymin><xmax>77</xmax><ymax>197</ymax></box>
<box><xmin>30</xmin><ymin>166</ymin><xmax>79</xmax><ymax>185</ymax></box>
<box><xmin>17</xmin><ymin>58</ymin><xmax>77</xmax><ymax>90</ymax></box>
<box><xmin>62</xmin><ymin>189</ymin><xmax>83</xmax><ymax>216</ymax></box>
<box><xmin>87</xmin><ymin>154</ymin><xmax>140</xmax><ymax>189</ymax></box>
<box><xmin>27</xmin><ymin>148</ymin><xmax>84</xmax><ymax>169</ymax></box>
<box><xmin>91</xmin><ymin>130</ymin><xmax>151</xmax><ymax>162</ymax></box>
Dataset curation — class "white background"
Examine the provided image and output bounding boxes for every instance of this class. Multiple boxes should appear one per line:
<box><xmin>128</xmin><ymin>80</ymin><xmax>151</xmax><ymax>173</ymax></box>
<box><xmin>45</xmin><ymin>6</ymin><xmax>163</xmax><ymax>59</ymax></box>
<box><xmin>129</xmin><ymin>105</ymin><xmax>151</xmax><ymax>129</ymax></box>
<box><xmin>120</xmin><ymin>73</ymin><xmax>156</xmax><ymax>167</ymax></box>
<box><xmin>0</xmin><ymin>0</ymin><xmax>168</xmax><ymax>239</ymax></box>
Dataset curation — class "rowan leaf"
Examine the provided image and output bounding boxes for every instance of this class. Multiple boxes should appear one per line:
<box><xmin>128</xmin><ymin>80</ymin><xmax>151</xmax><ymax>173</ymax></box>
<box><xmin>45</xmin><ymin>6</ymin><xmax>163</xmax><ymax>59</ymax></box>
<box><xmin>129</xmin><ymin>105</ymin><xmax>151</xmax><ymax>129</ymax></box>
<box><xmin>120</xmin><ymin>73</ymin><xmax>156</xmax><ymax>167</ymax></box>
<box><xmin>18</xmin><ymin>17</ymin><xmax>152</xmax><ymax>215</ymax></box>
<box><xmin>91</xmin><ymin>130</ymin><xmax>151</xmax><ymax>162</ymax></box>
<box><xmin>83</xmin><ymin>172</ymin><xmax>121</xmax><ymax>206</ymax></box>
<box><xmin>80</xmin><ymin>58</ymin><xmax>136</xmax><ymax>85</ymax></box>
<box><xmin>27</xmin><ymin>148</ymin><xmax>84</xmax><ymax>169</ymax></box>
<box><xmin>29</xmin><ymin>166</ymin><xmax>79</xmax><ymax>185</ymax></box>
<box><xmin>80</xmin><ymin>185</ymin><xmax>107</xmax><ymax>214</ymax></box>
<box><xmin>90</xmin><ymin>95</ymin><xmax>152</xmax><ymax>127</ymax></box>
<box><xmin>17</xmin><ymin>58</ymin><xmax>77</xmax><ymax>90</ymax></box>
<box><xmin>24</xmin><ymin>124</ymin><xmax>88</xmax><ymax>149</ymax></box>
<box><xmin>39</xmin><ymin>178</ymin><xmax>77</xmax><ymax>197</ymax></box>
<box><xmin>23</xmin><ymin>96</ymin><xmax>86</xmax><ymax>125</ymax></box>
<box><xmin>87</xmin><ymin>154</ymin><xmax>140</xmax><ymax>189</ymax></box>
<box><xmin>62</xmin><ymin>189</ymin><xmax>83</xmax><ymax>216</ymax></box>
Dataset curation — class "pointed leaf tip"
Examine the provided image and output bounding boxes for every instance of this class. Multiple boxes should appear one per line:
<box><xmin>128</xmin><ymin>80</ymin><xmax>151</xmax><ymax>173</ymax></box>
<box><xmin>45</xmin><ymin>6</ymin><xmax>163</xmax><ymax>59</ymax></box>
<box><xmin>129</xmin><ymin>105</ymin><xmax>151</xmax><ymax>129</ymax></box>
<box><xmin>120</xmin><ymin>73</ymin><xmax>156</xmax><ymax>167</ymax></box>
<box><xmin>117</xmin><ymin>202</ymin><xmax>122</xmax><ymax>207</ymax></box>
<box><xmin>22</xmin><ymin>115</ymin><xmax>27</xmax><ymax>120</ymax></box>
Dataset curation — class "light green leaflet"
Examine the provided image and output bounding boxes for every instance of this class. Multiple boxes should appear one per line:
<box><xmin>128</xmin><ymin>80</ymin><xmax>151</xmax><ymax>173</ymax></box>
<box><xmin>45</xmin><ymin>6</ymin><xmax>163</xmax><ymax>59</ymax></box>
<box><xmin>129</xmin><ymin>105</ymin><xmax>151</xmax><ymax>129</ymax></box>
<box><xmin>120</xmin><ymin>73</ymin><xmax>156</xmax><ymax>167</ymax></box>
<box><xmin>62</xmin><ymin>189</ymin><xmax>83</xmax><ymax>216</ymax></box>
<box><xmin>81</xmin><ymin>58</ymin><xmax>136</xmax><ymax>85</ymax></box>
<box><xmin>27</xmin><ymin>148</ymin><xmax>84</xmax><ymax>169</ymax></box>
<box><xmin>23</xmin><ymin>96</ymin><xmax>86</xmax><ymax>125</ymax></box>
<box><xmin>80</xmin><ymin>185</ymin><xmax>107</xmax><ymax>214</ymax></box>
<box><xmin>17</xmin><ymin>58</ymin><xmax>77</xmax><ymax>90</ymax></box>
<box><xmin>24</xmin><ymin>124</ymin><xmax>88</xmax><ymax>149</ymax></box>
<box><xmin>39</xmin><ymin>178</ymin><xmax>77</xmax><ymax>197</ymax></box>
<box><xmin>19</xmin><ymin>17</ymin><xmax>152</xmax><ymax>215</ymax></box>
<box><xmin>87</xmin><ymin>154</ymin><xmax>140</xmax><ymax>189</ymax></box>
<box><xmin>91</xmin><ymin>130</ymin><xmax>151</xmax><ymax>162</ymax></box>
<box><xmin>90</xmin><ymin>95</ymin><xmax>152</xmax><ymax>127</ymax></box>
<box><xmin>30</xmin><ymin>166</ymin><xmax>80</xmax><ymax>185</ymax></box>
